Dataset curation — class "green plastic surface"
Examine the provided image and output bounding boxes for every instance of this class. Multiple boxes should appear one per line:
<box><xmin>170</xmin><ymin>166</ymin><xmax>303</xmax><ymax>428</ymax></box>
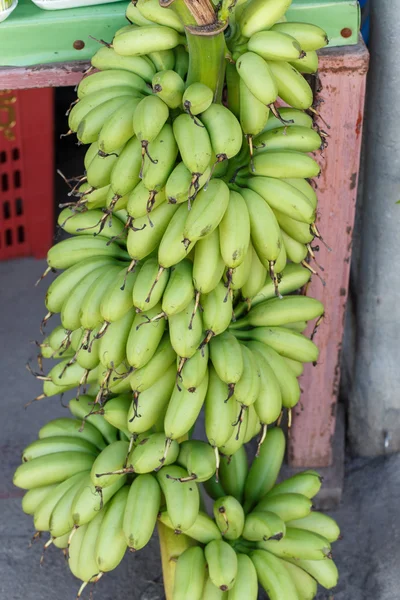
<box><xmin>0</xmin><ymin>0</ymin><xmax>360</xmax><ymax>68</ymax></box>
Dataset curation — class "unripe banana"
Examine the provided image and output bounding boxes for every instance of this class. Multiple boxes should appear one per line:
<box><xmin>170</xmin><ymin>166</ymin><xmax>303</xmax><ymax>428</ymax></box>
<box><xmin>91</xmin><ymin>46</ymin><xmax>156</xmax><ymax>82</ymax></box>
<box><xmin>255</xmin><ymin>493</ymin><xmax>313</xmax><ymax>522</ymax></box>
<box><xmin>136</xmin><ymin>0</ymin><xmax>185</xmax><ymax>33</ymax></box>
<box><xmin>280</xmin><ymin>559</ymin><xmax>318</xmax><ymax>600</ymax></box>
<box><xmin>14</xmin><ymin>452</ymin><xmax>93</xmax><ymax>491</ymax></box>
<box><xmin>247</xmin><ymin>176</ymin><xmax>315</xmax><ymax>224</ymax></box>
<box><xmin>127</xmin><ymin>433</ymin><xmax>179</xmax><ymax>473</ymax></box>
<box><xmin>87</xmin><ymin>149</ymin><xmax>122</xmax><ymax>189</ymax></box>
<box><xmin>162</xmin><ymin>259</ymin><xmax>194</xmax><ymax>317</ymax></box>
<box><xmin>159</xmin><ymin>510</ymin><xmax>222</xmax><ymax>544</ymax></box>
<box><xmin>250</xmin><ymin>549</ymin><xmax>300</xmax><ymax>600</ymax></box>
<box><xmin>173</xmin><ymin>113</ymin><xmax>213</xmax><ymax>179</ymax></box>
<box><xmin>133</xmin><ymin>94</ymin><xmax>169</xmax><ymax>157</ymax></box>
<box><xmin>174</xmin><ymin>45</ymin><xmax>189</xmax><ymax>80</ymax></box>
<box><xmin>126</xmin><ymin>302</ymin><xmax>166</xmax><ymax>368</ymax></box>
<box><xmin>142</xmin><ymin>123</ymin><xmax>179</xmax><ymax>194</ymax></box>
<box><xmin>60</xmin><ymin>266</ymin><xmax>108</xmax><ymax>331</ymax></box>
<box><xmin>267</xmin><ymin>470</ymin><xmax>323</xmax><ymax>500</ymax></box>
<box><xmin>287</xmin><ymin>512</ymin><xmax>340</xmax><ymax>543</ymax></box>
<box><xmin>178</xmin><ymin>345</ymin><xmax>209</xmax><ymax>392</ymax></box>
<box><xmin>284</xmin><ymin>178</ymin><xmax>317</xmax><ymax>209</ymax></box>
<box><xmin>58</xmin><ymin>206</ymin><xmax>126</xmax><ymax>240</ymax></box>
<box><xmin>173</xmin><ymin>546</ymin><xmax>207</xmax><ymax>600</ymax></box>
<box><xmin>200</xmin><ymin>103</ymin><xmax>242</xmax><ymax>162</ymax></box>
<box><xmin>243</xmin><ymin>510</ymin><xmax>286</xmax><ymax>542</ymax></box>
<box><xmin>98</xmin><ymin>97</ymin><xmax>141</xmax><ymax>154</ymax></box>
<box><xmin>213</xmin><ymin>496</ymin><xmax>245</xmax><ymax>540</ymax></box>
<box><xmin>22</xmin><ymin>436</ymin><xmax>98</xmax><ymax>462</ymax></box>
<box><xmin>254</xmin><ymin>125</ymin><xmax>322</xmax><ymax>154</ymax></box>
<box><xmin>244</xmin><ymin>404</ymin><xmax>262</xmax><ymax>444</ymax></box>
<box><xmin>239</xmin><ymin>78</ymin><xmax>270</xmax><ymax>141</ymax></box>
<box><xmin>152</xmin><ymin>69</ymin><xmax>185</xmax><ymax>108</ymax></box>
<box><xmin>113</xmin><ymin>26</ymin><xmax>184</xmax><ymax>57</ymax></box>
<box><xmin>126</xmin><ymin>1</ymin><xmax>154</xmax><ymax>25</ymax></box>
<box><xmin>219</xmin><ymin>191</ymin><xmax>250</xmax><ymax>269</ymax></box>
<box><xmin>184</xmin><ymin>179</ymin><xmax>230</xmax><ymax>247</ymax></box>
<box><xmin>100</xmin><ymin>264</ymin><xmax>140</xmax><ymax>323</ymax></box>
<box><xmin>239</xmin><ymin>0</ymin><xmax>292</xmax><ymax>37</ymax></box>
<box><xmin>268</xmin><ymin>60</ymin><xmax>314</xmax><ymax>110</ymax></box>
<box><xmin>239</xmin><ymin>325</ymin><xmax>319</xmax><ymax>363</ymax></box>
<box><xmin>156</xmin><ymin>465</ymin><xmax>200</xmax><ymax>531</ymax></box>
<box><xmin>68</xmin><ymin>522</ymin><xmax>88</xmax><ymax>580</ymax></box>
<box><xmin>248</xmin><ymin>30</ymin><xmax>302</xmax><ymax>61</ymax></box>
<box><xmin>283</xmin><ymin>356</ymin><xmax>304</xmax><ymax>376</ymax></box>
<box><xmin>77</xmin><ymin>96</ymin><xmax>134</xmax><ymax>144</ymax></box>
<box><xmin>78</xmin><ymin>69</ymin><xmax>149</xmax><ymax>99</ymax></box>
<box><xmin>271</xmin><ymin>22</ymin><xmax>329</xmax><ymax>51</ymax></box>
<box><xmin>202</xmin><ymin>577</ymin><xmax>226</xmax><ymax>600</ymax></box>
<box><xmin>101</xmin><ymin>394</ymin><xmax>131</xmax><ymax>435</ymax></box>
<box><xmin>243</xmin><ymin>427</ymin><xmax>285</xmax><ymax>512</ymax></box>
<box><xmin>158</xmin><ymin>203</ymin><xmax>196</xmax><ymax>269</ymax></box>
<box><xmin>285</xmin><ymin>556</ymin><xmax>339</xmax><ymax>589</ymax></box>
<box><xmin>251</xmin><ymin>348</ymin><xmax>282</xmax><ymax>425</ymax></box>
<box><xmin>127</xmin><ymin>203</ymin><xmax>178</xmax><ymax>262</ymax></box>
<box><xmin>39</xmin><ymin>417</ymin><xmax>106</xmax><ymax>450</ymax></box>
<box><xmin>128</xmin><ymin>364</ymin><xmax>176</xmax><ymax>434</ymax></box>
<box><xmin>251</xmin><ymin>150</ymin><xmax>320</xmax><ymax>180</ymax></box>
<box><xmin>273</xmin><ymin>209</ymin><xmax>315</xmax><ymax>244</ymax></box>
<box><xmin>227</xmin><ymin>553</ymin><xmax>258</xmax><ymax>600</ymax></box>
<box><xmin>72</xmin><ymin>475</ymin><xmax>127</xmax><ymax>526</ymax></box>
<box><xmin>233</xmin><ymin>295</ymin><xmax>324</xmax><ymax>329</ymax></box>
<box><xmin>132</xmin><ymin>256</ymin><xmax>170</xmax><ymax>311</ymax></box>
<box><xmin>84</xmin><ymin>140</ymin><xmax>100</xmax><ymax>170</ymax></box>
<box><xmin>45</xmin><ymin>256</ymin><xmax>115</xmax><ymax>313</ymax></box>
<box><xmin>282</xmin><ymin>229</ymin><xmax>308</xmax><ymax>263</ymax></box>
<box><xmin>219</xmin><ymin>407</ymin><xmax>248</xmax><ymax>457</ymax></box>
<box><xmin>95</xmin><ymin>485</ymin><xmax>129</xmax><ymax>572</ymax></box>
<box><xmin>203</xmin><ymin>476</ymin><xmax>227</xmax><ymax>502</ymax></box>
<box><xmin>22</xmin><ymin>485</ymin><xmax>57</xmax><ymax>516</ymax></box>
<box><xmin>259</xmin><ymin>527</ymin><xmax>331</xmax><ymax>561</ymax></box>
<box><xmin>209</xmin><ymin>331</ymin><xmax>243</xmax><ymax>399</ymax></box>
<box><xmin>263</xmin><ymin>107</ymin><xmax>314</xmax><ymax>133</ymax></box>
<box><xmin>74</xmin><ymin>509</ymin><xmax>105</xmax><ymax>584</ymax></box>
<box><xmin>290</xmin><ymin>50</ymin><xmax>319</xmax><ymax>74</ymax></box>
<box><xmin>193</xmin><ymin>228</ymin><xmax>226</xmax><ymax>295</ymax></box>
<box><xmin>123</xmin><ymin>474</ymin><xmax>161</xmax><ymax>550</ymax></box>
<box><xmin>90</xmin><ymin>440</ymin><xmax>129</xmax><ymax>488</ymax></box>
<box><xmin>205</xmin><ymin>366</ymin><xmax>237</xmax><ymax>448</ymax></box>
<box><xmin>251</xmin><ymin>263</ymin><xmax>311</xmax><ymax>307</ymax></box>
<box><xmin>110</xmin><ymin>135</ymin><xmax>142</xmax><ymax>197</ymax></box>
<box><xmin>240</xmin><ymin>187</ymin><xmax>282</xmax><ymax>268</ymax></box>
<box><xmin>177</xmin><ymin>439</ymin><xmax>216</xmax><ymax>482</ymax></box>
<box><xmin>128</xmin><ymin>333</ymin><xmax>176</xmax><ymax>392</ymax></box>
<box><xmin>164</xmin><ymin>371</ymin><xmax>209</xmax><ymax>440</ymax></box>
<box><xmin>236</xmin><ymin>52</ymin><xmax>278</xmax><ymax>106</ymax></box>
<box><xmin>98</xmin><ymin>308</ymin><xmax>135</xmax><ymax>369</ymax></box>
<box><xmin>205</xmin><ymin>540</ymin><xmax>238</xmax><ymax>592</ymax></box>
<box><xmin>201</xmin><ymin>281</ymin><xmax>233</xmax><ymax>341</ymax></box>
<box><xmin>79</xmin><ymin>265</ymin><xmax>122</xmax><ymax>331</ymax></box>
<box><xmin>241</xmin><ymin>245</ymin><xmax>267</xmax><ymax>302</ymax></box>
<box><xmin>182</xmin><ymin>82</ymin><xmax>213</xmax><ymax>116</ymax></box>
<box><xmin>168</xmin><ymin>298</ymin><xmax>203</xmax><ymax>359</ymax></box>
<box><xmin>166</xmin><ymin>162</ymin><xmax>210</xmax><ymax>205</ymax></box>
<box><xmin>218</xmin><ymin>446</ymin><xmax>248</xmax><ymax>504</ymax></box>
<box><xmin>68</xmin><ymin>90</ymin><xmax>133</xmax><ymax>136</ymax></box>
<box><xmin>32</xmin><ymin>472</ymin><xmax>86</xmax><ymax>531</ymax></box>
<box><xmin>50</xmin><ymin>472</ymin><xmax>92</xmax><ymax>537</ymax></box>
<box><xmin>46</xmin><ymin>236</ymin><xmax>129</xmax><ymax>270</ymax></box>
<box><xmin>148</xmin><ymin>48</ymin><xmax>176</xmax><ymax>71</ymax></box>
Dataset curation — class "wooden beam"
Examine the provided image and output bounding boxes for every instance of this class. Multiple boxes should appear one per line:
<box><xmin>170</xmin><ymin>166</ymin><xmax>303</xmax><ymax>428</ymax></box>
<box><xmin>0</xmin><ymin>61</ymin><xmax>89</xmax><ymax>90</ymax></box>
<box><xmin>288</xmin><ymin>39</ymin><xmax>370</xmax><ymax>468</ymax></box>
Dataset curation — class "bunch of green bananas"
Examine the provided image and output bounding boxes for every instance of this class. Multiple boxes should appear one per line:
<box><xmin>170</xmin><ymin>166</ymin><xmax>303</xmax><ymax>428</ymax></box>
<box><xmin>13</xmin><ymin>0</ymin><xmax>340</xmax><ymax>596</ymax></box>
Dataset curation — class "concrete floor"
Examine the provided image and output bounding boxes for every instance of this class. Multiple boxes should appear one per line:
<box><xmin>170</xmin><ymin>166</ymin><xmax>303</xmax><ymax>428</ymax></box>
<box><xmin>1</xmin><ymin>258</ymin><xmax>400</xmax><ymax>600</ymax></box>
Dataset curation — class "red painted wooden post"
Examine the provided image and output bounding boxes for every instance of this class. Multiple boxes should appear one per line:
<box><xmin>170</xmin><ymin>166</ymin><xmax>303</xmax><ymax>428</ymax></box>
<box><xmin>0</xmin><ymin>62</ymin><xmax>89</xmax><ymax>90</ymax></box>
<box><xmin>288</xmin><ymin>40</ymin><xmax>370</xmax><ymax>468</ymax></box>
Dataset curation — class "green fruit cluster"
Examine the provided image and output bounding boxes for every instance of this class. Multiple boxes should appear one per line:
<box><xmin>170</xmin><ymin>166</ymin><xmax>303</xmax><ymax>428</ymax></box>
<box><xmin>14</xmin><ymin>0</ymin><xmax>339</xmax><ymax>597</ymax></box>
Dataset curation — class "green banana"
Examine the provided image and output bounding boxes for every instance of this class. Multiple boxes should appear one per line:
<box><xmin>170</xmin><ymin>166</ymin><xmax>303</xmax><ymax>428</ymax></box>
<box><xmin>239</xmin><ymin>78</ymin><xmax>270</xmax><ymax>143</ymax></box>
<box><xmin>142</xmin><ymin>122</ymin><xmax>179</xmax><ymax>193</ymax></box>
<box><xmin>21</xmin><ymin>485</ymin><xmax>57</xmax><ymax>516</ymax></box>
<box><xmin>227</xmin><ymin>553</ymin><xmax>258</xmax><ymax>600</ymax></box>
<box><xmin>100</xmin><ymin>264</ymin><xmax>140</xmax><ymax>323</ymax></box>
<box><xmin>243</xmin><ymin>510</ymin><xmax>286</xmax><ymax>541</ymax></box>
<box><xmin>46</xmin><ymin>236</ymin><xmax>128</xmax><ymax>270</ymax></box>
<box><xmin>219</xmin><ymin>407</ymin><xmax>248</xmax><ymax>457</ymax></box>
<box><xmin>173</xmin><ymin>546</ymin><xmax>207</xmax><ymax>600</ymax></box>
<box><xmin>205</xmin><ymin>366</ymin><xmax>237</xmax><ymax>448</ymax></box>
<box><xmin>174</xmin><ymin>45</ymin><xmax>189</xmax><ymax>80</ymax></box>
<box><xmin>132</xmin><ymin>256</ymin><xmax>170</xmax><ymax>310</ymax></box>
<box><xmin>98</xmin><ymin>97</ymin><xmax>141</xmax><ymax>154</ymax></box>
<box><xmin>169</xmin><ymin>297</ymin><xmax>203</xmax><ymax>359</ymax></box>
<box><xmin>240</xmin><ymin>245</ymin><xmax>267</xmax><ymax>302</ymax></box>
<box><xmin>251</xmin><ymin>151</ymin><xmax>320</xmax><ymax>179</ymax></box>
<box><xmin>237</xmin><ymin>326</ymin><xmax>319</xmax><ymax>363</ymax></box>
<box><xmin>159</xmin><ymin>510</ymin><xmax>221</xmax><ymax>544</ymax></box>
<box><xmin>38</xmin><ymin>417</ymin><xmax>106</xmax><ymax>450</ymax></box>
<box><xmin>77</xmin><ymin>96</ymin><xmax>134</xmax><ymax>144</ymax></box>
<box><xmin>271</xmin><ymin>22</ymin><xmax>329</xmax><ymax>51</ymax></box>
<box><xmin>128</xmin><ymin>433</ymin><xmax>179</xmax><ymax>473</ymax></box>
<box><xmin>280</xmin><ymin>559</ymin><xmax>318</xmax><ymax>600</ymax></box>
<box><xmin>268</xmin><ymin>60</ymin><xmax>313</xmax><ymax>110</ymax></box>
<box><xmin>158</xmin><ymin>203</ymin><xmax>196</xmax><ymax>269</ymax></box>
<box><xmin>218</xmin><ymin>446</ymin><xmax>248</xmax><ymax>504</ymax></box>
<box><xmin>128</xmin><ymin>333</ymin><xmax>176</xmax><ymax>392</ymax></box>
<box><xmin>255</xmin><ymin>493</ymin><xmax>313</xmax><ymax>522</ymax></box>
<box><xmin>136</xmin><ymin>0</ymin><xmax>185</xmax><ymax>32</ymax></box>
<box><xmin>202</xmin><ymin>577</ymin><xmax>226</xmax><ymax>600</ymax></box>
<box><xmin>148</xmin><ymin>49</ymin><xmax>176</xmax><ymax>71</ymax></box>
<box><xmin>113</xmin><ymin>26</ymin><xmax>184</xmax><ymax>57</ymax></box>
<box><xmin>178</xmin><ymin>345</ymin><xmax>209</xmax><ymax>392</ymax></box>
<box><xmin>219</xmin><ymin>191</ymin><xmax>250</xmax><ymax>269</ymax></box>
<box><xmin>166</xmin><ymin>162</ymin><xmax>210</xmax><ymax>205</ymax></box>
<box><xmin>110</xmin><ymin>135</ymin><xmax>142</xmax><ymax>198</ymax></box>
<box><xmin>201</xmin><ymin>281</ymin><xmax>233</xmax><ymax>341</ymax></box>
<box><xmin>182</xmin><ymin>82</ymin><xmax>213</xmax><ymax>116</ymax></box>
<box><xmin>286</xmin><ymin>512</ymin><xmax>340</xmax><ymax>543</ymax></box>
<box><xmin>267</xmin><ymin>470</ymin><xmax>322</xmax><ymax>499</ymax></box>
<box><xmin>234</xmin><ymin>343</ymin><xmax>260</xmax><ymax>407</ymax></box>
<box><xmin>205</xmin><ymin>540</ymin><xmax>238</xmax><ymax>592</ymax></box>
<box><xmin>239</xmin><ymin>0</ymin><xmax>292</xmax><ymax>37</ymax></box>
<box><xmin>60</xmin><ymin>265</ymin><xmax>108</xmax><ymax>331</ymax></box>
<box><xmin>283</xmin><ymin>356</ymin><xmax>304</xmax><ymax>376</ymax></box>
<box><xmin>72</xmin><ymin>475</ymin><xmax>127</xmax><ymax>526</ymax></box>
<box><xmin>79</xmin><ymin>265</ymin><xmax>122</xmax><ymax>331</ymax></box>
<box><xmin>90</xmin><ymin>440</ymin><xmax>130</xmax><ymax>488</ymax></box>
<box><xmin>209</xmin><ymin>332</ymin><xmax>244</xmax><ymax>399</ymax></box>
<box><xmin>127</xmin><ymin>179</ymin><xmax>166</xmax><ymax>220</ymax></box>
<box><xmin>243</xmin><ymin>427</ymin><xmax>286</xmax><ymax>511</ymax></box>
<box><xmin>101</xmin><ymin>394</ymin><xmax>131</xmax><ymax>435</ymax></box>
<box><xmin>164</xmin><ymin>371</ymin><xmax>209</xmax><ymax>440</ymax></box>
<box><xmin>282</xmin><ymin>230</ymin><xmax>308</xmax><ymax>263</ymax></box>
<box><xmin>57</xmin><ymin>208</ymin><xmax>125</xmax><ymax>241</ymax></box>
<box><xmin>251</xmin><ymin>263</ymin><xmax>311</xmax><ymax>307</ymax></box>
<box><xmin>254</xmin><ymin>125</ymin><xmax>322</xmax><ymax>154</ymax></box>
<box><xmin>127</xmin><ymin>203</ymin><xmax>178</xmax><ymax>262</ymax></box>
<box><xmin>77</xmin><ymin>69</ymin><xmax>149</xmax><ymax>99</ymax></box>
<box><xmin>133</xmin><ymin>94</ymin><xmax>169</xmax><ymax>156</ymax></box>
<box><xmin>156</xmin><ymin>465</ymin><xmax>200</xmax><ymax>532</ymax></box>
<box><xmin>177</xmin><ymin>439</ymin><xmax>216</xmax><ymax>482</ymax></box>
<box><xmin>95</xmin><ymin>485</ymin><xmax>129</xmax><ymax>572</ymax></box>
<box><xmin>200</xmin><ymin>103</ymin><xmax>242</xmax><ymax>162</ymax></box>
<box><xmin>232</xmin><ymin>295</ymin><xmax>324</xmax><ymax>329</ymax></box>
<box><xmin>68</xmin><ymin>522</ymin><xmax>88</xmax><ymax>581</ymax></box>
<box><xmin>32</xmin><ymin>472</ymin><xmax>87</xmax><ymax>531</ymax></box>
<box><xmin>213</xmin><ymin>495</ymin><xmax>245</xmax><ymax>540</ymax></box>
<box><xmin>192</xmin><ymin>227</ymin><xmax>226</xmax><ymax>295</ymax></box>
<box><xmin>98</xmin><ymin>308</ymin><xmax>135</xmax><ymax>369</ymax></box>
<box><xmin>74</xmin><ymin>509</ymin><xmax>105</xmax><ymax>585</ymax></box>
<box><xmin>251</xmin><ymin>348</ymin><xmax>282</xmax><ymax>425</ymax></box>
<box><xmin>152</xmin><ymin>69</ymin><xmax>185</xmax><ymax>108</ymax></box>
<box><xmin>259</xmin><ymin>527</ymin><xmax>331</xmax><ymax>560</ymax></box>
<box><xmin>162</xmin><ymin>259</ymin><xmax>194</xmax><ymax>317</ymax></box>
<box><xmin>123</xmin><ymin>474</ymin><xmax>161</xmax><ymax>549</ymax></box>
<box><xmin>173</xmin><ymin>112</ymin><xmax>212</xmax><ymax>178</ymax></box>
<box><xmin>49</xmin><ymin>472</ymin><xmax>91</xmax><ymax>537</ymax></box>
<box><xmin>250</xmin><ymin>549</ymin><xmax>300</xmax><ymax>600</ymax></box>
<box><xmin>91</xmin><ymin>46</ymin><xmax>156</xmax><ymax>82</ymax></box>
<box><xmin>226</xmin><ymin>61</ymin><xmax>241</xmax><ymax>119</ymax></box>
<box><xmin>273</xmin><ymin>209</ymin><xmax>315</xmax><ymax>244</ymax></box>
<box><xmin>22</xmin><ymin>436</ymin><xmax>98</xmax><ymax>462</ymax></box>
<box><xmin>68</xmin><ymin>395</ymin><xmax>118</xmax><ymax>444</ymax></box>
<box><xmin>236</xmin><ymin>52</ymin><xmax>278</xmax><ymax>106</ymax></box>
<box><xmin>248</xmin><ymin>30</ymin><xmax>302</xmax><ymax>61</ymax></box>
<box><xmin>69</xmin><ymin>88</ymin><xmax>134</xmax><ymax>133</ymax></box>
<box><xmin>247</xmin><ymin>176</ymin><xmax>315</xmax><ymax>224</ymax></box>
<box><xmin>126</xmin><ymin>302</ymin><xmax>166</xmax><ymax>368</ymax></box>
<box><xmin>284</xmin><ymin>556</ymin><xmax>339</xmax><ymax>589</ymax></box>
<box><xmin>262</xmin><ymin>108</ymin><xmax>313</xmax><ymax>133</ymax></box>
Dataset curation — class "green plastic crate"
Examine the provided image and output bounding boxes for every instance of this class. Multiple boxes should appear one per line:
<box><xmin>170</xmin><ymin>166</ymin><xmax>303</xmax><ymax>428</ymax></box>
<box><xmin>0</xmin><ymin>0</ymin><xmax>360</xmax><ymax>68</ymax></box>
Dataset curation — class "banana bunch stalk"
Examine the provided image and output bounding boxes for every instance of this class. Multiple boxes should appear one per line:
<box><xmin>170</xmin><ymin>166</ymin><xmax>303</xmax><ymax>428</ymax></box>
<box><xmin>13</xmin><ymin>0</ymin><xmax>340</xmax><ymax>597</ymax></box>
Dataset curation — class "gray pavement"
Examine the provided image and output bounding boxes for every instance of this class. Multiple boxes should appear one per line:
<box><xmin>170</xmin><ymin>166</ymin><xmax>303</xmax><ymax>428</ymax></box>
<box><xmin>1</xmin><ymin>258</ymin><xmax>400</xmax><ymax>599</ymax></box>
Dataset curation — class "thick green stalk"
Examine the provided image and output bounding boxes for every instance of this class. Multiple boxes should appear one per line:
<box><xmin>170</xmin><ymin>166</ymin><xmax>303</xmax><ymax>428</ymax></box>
<box><xmin>172</xmin><ymin>0</ymin><xmax>227</xmax><ymax>103</ymax></box>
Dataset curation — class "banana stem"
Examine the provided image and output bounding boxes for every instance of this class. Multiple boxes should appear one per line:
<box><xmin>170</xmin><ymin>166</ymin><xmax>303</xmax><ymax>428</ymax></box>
<box><xmin>172</xmin><ymin>0</ymin><xmax>227</xmax><ymax>103</ymax></box>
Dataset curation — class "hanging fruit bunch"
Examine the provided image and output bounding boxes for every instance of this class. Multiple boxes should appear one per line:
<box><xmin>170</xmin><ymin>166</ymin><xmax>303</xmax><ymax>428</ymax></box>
<box><xmin>14</xmin><ymin>0</ymin><xmax>339</xmax><ymax>598</ymax></box>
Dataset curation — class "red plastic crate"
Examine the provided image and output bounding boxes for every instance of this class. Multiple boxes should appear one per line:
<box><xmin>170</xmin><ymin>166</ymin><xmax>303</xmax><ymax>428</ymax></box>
<box><xmin>0</xmin><ymin>88</ymin><xmax>54</xmax><ymax>260</ymax></box>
